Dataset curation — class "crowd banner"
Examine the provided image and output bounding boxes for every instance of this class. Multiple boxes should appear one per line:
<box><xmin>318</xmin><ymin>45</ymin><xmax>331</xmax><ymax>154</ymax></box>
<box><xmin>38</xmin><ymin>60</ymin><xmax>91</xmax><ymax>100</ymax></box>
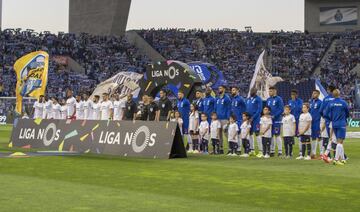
<box><xmin>188</xmin><ymin>62</ymin><xmax>227</xmax><ymax>90</ymax></box>
<box><xmin>90</xmin><ymin>72</ymin><xmax>143</xmax><ymax>101</ymax></box>
<box><xmin>320</xmin><ymin>7</ymin><xmax>358</xmax><ymax>26</ymax></box>
<box><xmin>10</xmin><ymin>119</ymin><xmax>186</xmax><ymax>159</ymax></box>
<box><xmin>248</xmin><ymin>50</ymin><xmax>283</xmax><ymax>100</ymax></box>
<box><xmin>13</xmin><ymin>51</ymin><xmax>49</xmax><ymax>114</ymax></box>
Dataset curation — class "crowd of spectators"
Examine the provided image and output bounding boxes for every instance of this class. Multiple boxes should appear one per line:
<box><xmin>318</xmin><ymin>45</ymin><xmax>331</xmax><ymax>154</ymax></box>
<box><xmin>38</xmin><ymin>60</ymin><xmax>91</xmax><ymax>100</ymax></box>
<box><xmin>140</xmin><ymin>29</ymin><xmax>205</xmax><ymax>62</ymax></box>
<box><xmin>140</xmin><ymin>29</ymin><xmax>267</xmax><ymax>95</ymax></box>
<box><xmin>1</xmin><ymin>28</ymin><xmax>360</xmax><ymax>107</ymax></box>
<box><xmin>316</xmin><ymin>31</ymin><xmax>360</xmax><ymax>102</ymax></box>
<box><xmin>0</xmin><ymin>29</ymin><xmax>149</xmax><ymax>98</ymax></box>
<box><xmin>140</xmin><ymin>29</ymin><xmax>360</xmax><ymax>103</ymax></box>
<box><xmin>270</xmin><ymin>32</ymin><xmax>333</xmax><ymax>80</ymax></box>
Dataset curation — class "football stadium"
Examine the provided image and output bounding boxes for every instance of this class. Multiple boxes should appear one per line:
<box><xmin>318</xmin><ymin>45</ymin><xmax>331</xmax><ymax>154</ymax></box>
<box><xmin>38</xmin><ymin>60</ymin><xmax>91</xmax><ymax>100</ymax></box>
<box><xmin>1</xmin><ymin>0</ymin><xmax>360</xmax><ymax>211</ymax></box>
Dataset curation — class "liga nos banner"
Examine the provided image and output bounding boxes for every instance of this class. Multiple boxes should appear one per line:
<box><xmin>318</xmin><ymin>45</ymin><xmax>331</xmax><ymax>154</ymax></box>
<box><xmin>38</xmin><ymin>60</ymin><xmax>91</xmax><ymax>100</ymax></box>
<box><xmin>91</xmin><ymin>72</ymin><xmax>143</xmax><ymax>100</ymax></box>
<box><xmin>320</xmin><ymin>7</ymin><xmax>358</xmax><ymax>26</ymax></box>
<box><xmin>248</xmin><ymin>50</ymin><xmax>283</xmax><ymax>100</ymax></box>
<box><xmin>10</xmin><ymin>119</ymin><xmax>186</xmax><ymax>159</ymax></box>
<box><xmin>14</xmin><ymin>51</ymin><xmax>49</xmax><ymax>114</ymax></box>
<box><xmin>140</xmin><ymin>60</ymin><xmax>202</xmax><ymax>99</ymax></box>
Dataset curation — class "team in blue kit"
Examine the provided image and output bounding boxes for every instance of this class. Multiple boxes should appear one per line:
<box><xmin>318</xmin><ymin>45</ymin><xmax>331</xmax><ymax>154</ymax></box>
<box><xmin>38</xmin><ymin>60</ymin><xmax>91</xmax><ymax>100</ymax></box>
<box><xmin>231</xmin><ymin>87</ymin><xmax>246</xmax><ymax>127</ymax></box>
<box><xmin>246</xmin><ymin>88</ymin><xmax>263</xmax><ymax>156</ymax></box>
<box><xmin>215</xmin><ymin>86</ymin><xmax>231</xmax><ymax>121</ymax></box>
<box><xmin>193</xmin><ymin>90</ymin><xmax>204</xmax><ymax>114</ymax></box>
<box><xmin>175</xmin><ymin>84</ymin><xmax>349</xmax><ymax>165</ymax></box>
<box><xmin>319</xmin><ymin>86</ymin><xmax>336</xmax><ymax>134</ymax></box>
<box><xmin>266</xmin><ymin>87</ymin><xmax>284</xmax><ymax>156</ymax></box>
<box><xmin>329</xmin><ymin>94</ymin><xmax>349</xmax><ymax>140</ymax></box>
<box><xmin>231</xmin><ymin>87</ymin><xmax>246</xmax><ymax>154</ymax></box>
<box><xmin>177</xmin><ymin>90</ymin><xmax>190</xmax><ymax>134</ymax></box>
<box><xmin>288</xmin><ymin>89</ymin><xmax>304</xmax><ymax>156</ymax></box>
<box><xmin>202</xmin><ymin>88</ymin><xmax>216</xmax><ymax>123</ymax></box>
<box><xmin>309</xmin><ymin>90</ymin><xmax>322</xmax><ymax>157</ymax></box>
<box><xmin>322</xmin><ymin>89</ymin><xmax>349</xmax><ymax>165</ymax></box>
<box><xmin>288</xmin><ymin>89</ymin><xmax>303</xmax><ymax>131</ymax></box>
<box><xmin>215</xmin><ymin>85</ymin><xmax>231</xmax><ymax>153</ymax></box>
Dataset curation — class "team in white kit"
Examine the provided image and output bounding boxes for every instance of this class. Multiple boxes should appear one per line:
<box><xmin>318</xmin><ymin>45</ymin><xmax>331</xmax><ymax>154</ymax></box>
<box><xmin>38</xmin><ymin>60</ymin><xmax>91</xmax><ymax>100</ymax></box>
<box><xmin>32</xmin><ymin>89</ymin><xmax>126</xmax><ymax>121</ymax></box>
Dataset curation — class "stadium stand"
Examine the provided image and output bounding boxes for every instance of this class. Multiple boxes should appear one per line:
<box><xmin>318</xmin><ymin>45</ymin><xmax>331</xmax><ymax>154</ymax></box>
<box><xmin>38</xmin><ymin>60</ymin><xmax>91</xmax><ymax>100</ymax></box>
<box><xmin>1</xmin><ymin>28</ymin><xmax>360</xmax><ymax>106</ymax></box>
<box><xmin>140</xmin><ymin>29</ymin><xmax>268</xmax><ymax>95</ymax></box>
<box><xmin>270</xmin><ymin>32</ymin><xmax>333</xmax><ymax>80</ymax></box>
<box><xmin>316</xmin><ymin>31</ymin><xmax>360</xmax><ymax>103</ymax></box>
<box><xmin>0</xmin><ymin>29</ymin><xmax>150</xmax><ymax>98</ymax></box>
<box><xmin>139</xmin><ymin>29</ymin><xmax>359</xmax><ymax>103</ymax></box>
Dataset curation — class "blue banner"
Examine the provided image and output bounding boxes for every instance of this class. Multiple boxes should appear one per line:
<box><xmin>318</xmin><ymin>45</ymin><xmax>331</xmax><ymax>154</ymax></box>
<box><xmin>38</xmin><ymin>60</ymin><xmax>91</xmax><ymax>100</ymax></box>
<box><xmin>188</xmin><ymin>62</ymin><xmax>226</xmax><ymax>90</ymax></box>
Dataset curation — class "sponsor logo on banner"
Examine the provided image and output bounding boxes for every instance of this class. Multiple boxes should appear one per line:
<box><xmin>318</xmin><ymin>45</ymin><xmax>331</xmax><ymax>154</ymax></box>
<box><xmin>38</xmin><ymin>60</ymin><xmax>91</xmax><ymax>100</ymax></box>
<box><xmin>11</xmin><ymin>119</ymin><xmax>186</xmax><ymax>159</ymax></box>
<box><xmin>18</xmin><ymin>122</ymin><xmax>61</xmax><ymax>145</ymax></box>
<box><xmin>151</xmin><ymin>66</ymin><xmax>180</xmax><ymax>80</ymax></box>
<box><xmin>98</xmin><ymin>125</ymin><xmax>156</xmax><ymax>153</ymax></box>
<box><xmin>348</xmin><ymin>118</ymin><xmax>360</xmax><ymax>128</ymax></box>
<box><xmin>0</xmin><ymin>116</ymin><xmax>6</xmax><ymax>125</ymax></box>
<box><xmin>140</xmin><ymin>60</ymin><xmax>202</xmax><ymax>99</ymax></box>
<box><xmin>131</xmin><ymin>126</ymin><xmax>156</xmax><ymax>152</ymax></box>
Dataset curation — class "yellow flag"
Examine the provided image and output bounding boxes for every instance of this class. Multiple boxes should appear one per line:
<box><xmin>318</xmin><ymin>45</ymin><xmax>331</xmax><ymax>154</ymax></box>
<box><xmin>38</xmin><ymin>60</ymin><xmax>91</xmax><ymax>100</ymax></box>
<box><xmin>13</xmin><ymin>51</ymin><xmax>49</xmax><ymax>114</ymax></box>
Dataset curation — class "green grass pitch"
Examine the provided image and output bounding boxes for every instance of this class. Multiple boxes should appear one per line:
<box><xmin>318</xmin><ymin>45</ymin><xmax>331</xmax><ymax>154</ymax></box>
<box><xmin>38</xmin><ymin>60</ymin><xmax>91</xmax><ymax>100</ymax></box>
<box><xmin>0</xmin><ymin>124</ymin><xmax>359</xmax><ymax>211</ymax></box>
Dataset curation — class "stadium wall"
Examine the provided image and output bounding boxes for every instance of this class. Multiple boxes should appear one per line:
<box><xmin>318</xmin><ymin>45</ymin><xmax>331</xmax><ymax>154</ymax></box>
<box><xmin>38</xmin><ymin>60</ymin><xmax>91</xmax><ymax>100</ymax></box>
<box><xmin>305</xmin><ymin>0</ymin><xmax>360</xmax><ymax>33</ymax></box>
<box><xmin>69</xmin><ymin>0</ymin><xmax>131</xmax><ymax>36</ymax></box>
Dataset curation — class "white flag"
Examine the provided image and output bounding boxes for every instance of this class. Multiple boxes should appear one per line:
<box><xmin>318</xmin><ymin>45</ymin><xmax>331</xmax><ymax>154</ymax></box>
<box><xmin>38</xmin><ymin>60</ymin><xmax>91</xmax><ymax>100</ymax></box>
<box><xmin>248</xmin><ymin>50</ymin><xmax>283</xmax><ymax>100</ymax></box>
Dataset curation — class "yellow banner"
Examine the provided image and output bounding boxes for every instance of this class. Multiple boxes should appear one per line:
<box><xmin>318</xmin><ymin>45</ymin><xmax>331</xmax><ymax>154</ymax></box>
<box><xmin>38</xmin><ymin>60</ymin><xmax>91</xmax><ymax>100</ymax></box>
<box><xmin>13</xmin><ymin>51</ymin><xmax>49</xmax><ymax>114</ymax></box>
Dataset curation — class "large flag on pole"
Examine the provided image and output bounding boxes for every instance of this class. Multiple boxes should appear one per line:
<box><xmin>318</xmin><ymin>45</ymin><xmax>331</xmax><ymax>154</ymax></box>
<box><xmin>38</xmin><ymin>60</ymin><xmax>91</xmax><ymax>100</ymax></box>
<box><xmin>315</xmin><ymin>79</ymin><xmax>328</xmax><ymax>101</ymax></box>
<box><xmin>14</xmin><ymin>51</ymin><xmax>49</xmax><ymax>114</ymax></box>
<box><xmin>248</xmin><ymin>50</ymin><xmax>283</xmax><ymax>100</ymax></box>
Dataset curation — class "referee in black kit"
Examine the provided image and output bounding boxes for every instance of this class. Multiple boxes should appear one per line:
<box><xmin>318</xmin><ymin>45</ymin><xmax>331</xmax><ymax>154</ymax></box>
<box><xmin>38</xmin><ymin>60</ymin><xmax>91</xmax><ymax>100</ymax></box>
<box><xmin>137</xmin><ymin>95</ymin><xmax>149</xmax><ymax>121</ymax></box>
<box><xmin>147</xmin><ymin>96</ymin><xmax>158</xmax><ymax>121</ymax></box>
<box><xmin>157</xmin><ymin>89</ymin><xmax>173</xmax><ymax>121</ymax></box>
<box><xmin>123</xmin><ymin>93</ymin><xmax>137</xmax><ymax>120</ymax></box>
